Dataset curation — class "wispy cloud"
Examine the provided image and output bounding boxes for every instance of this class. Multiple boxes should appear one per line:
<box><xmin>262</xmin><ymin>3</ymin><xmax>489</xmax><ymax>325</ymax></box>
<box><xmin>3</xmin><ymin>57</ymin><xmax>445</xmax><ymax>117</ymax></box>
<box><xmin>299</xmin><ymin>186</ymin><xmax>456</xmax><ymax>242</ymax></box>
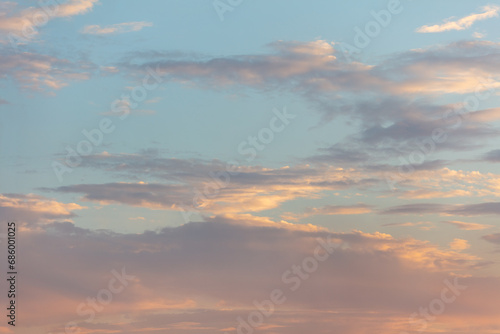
<box><xmin>82</xmin><ymin>21</ymin><xmax>153</xmax><ymax>35</ymax></box>
<box><xmin>0</xmin><ymin>51</ymin><xmax>95</xmax><ymax>91</ymax></box>
<box><xmin>482</xmin><ymin>149</ymin><xmax>500</xmax><ymax>162</ymax></box>
<box><xmin>45</xmin><ymin>151</ymin><xmax>379</xmax><ymax>215</ymax></box>
<box><xmin>382</xmin><ymin>221</ymin><xmax>435</xmax><ymax>230</ymax></box>
<box><xmin>442</xmin><ymin>220</ymin><xmax>493</xmax><ymax>230</ymax></box>
<box><xmin>416</xmin><ymin>5</ymin><xmax>499</xmax><ymax>33</ymax></box>
<box><xmin>0</xmin><ymin>193</ymin><xmax>85</xmax><ymax>225</ymax></box>
<box><xmin>283</xmin><ymin>203</ymin><xmax>373</xmax><ymax>221</ymax></box>
<box><xmin>450</xmin><ymin>238</ymin><xmax>470</xmax><ymax>250</ymax></box>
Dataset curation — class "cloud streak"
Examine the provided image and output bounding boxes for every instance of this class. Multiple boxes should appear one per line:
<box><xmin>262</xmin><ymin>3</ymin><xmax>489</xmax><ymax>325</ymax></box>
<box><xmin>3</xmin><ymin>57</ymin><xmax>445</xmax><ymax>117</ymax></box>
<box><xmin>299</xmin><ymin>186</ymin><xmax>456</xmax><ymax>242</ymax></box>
<box><xmin>416</xmin><ymin>5</ymin><xmax>500</xmax><ymax>33</ymax></box>
<box><xmin>283</xmin><ymin>203</ymin><xmax>373</xmax><ymax>221</ymax></box>
<box><xmin>382</xmin><ymin>202</ymin><xmax>500</xmax><ymax>216</ymax></box>
<box><xmin>442</xmin><ymin>220</ymin><xmax>493</xmax><ymax>230</ymax></box>
<box><xmin>82</xmin><ymin>21</ymin><xmax>153</xmax><ymax>35</ymax></box>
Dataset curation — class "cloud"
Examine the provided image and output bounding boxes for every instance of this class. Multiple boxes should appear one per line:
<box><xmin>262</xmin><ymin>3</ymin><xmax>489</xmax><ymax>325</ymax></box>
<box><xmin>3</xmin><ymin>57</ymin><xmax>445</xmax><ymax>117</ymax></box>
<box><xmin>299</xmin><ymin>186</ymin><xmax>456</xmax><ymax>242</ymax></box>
<box><xmin>12</xmin><ymin>217</ymin><xmax>497</xmax><ymax>334</ymax></box>
<box><xmin>473</xmin><ymin>31</ymin><xmax>486</xmax><ymax>38</ymax></box>
<box><xmin>116</xmin><ymin>41</ymin><xmax>500</xmax><ymax>177</ymax></box>
<box><xmin>52</xmin><ymin>0</ymin><xmax>98</xmax><ymax>17</ymax></box>
<box><xmin>124</xmin><ymin>39</ymin><xmax>355</xmax><ymax>89</ymax></box>
<box><xmin>0</xmin><ymin>193</ymin><xmax>85</xmax><ymax>226</ymax></box>
<box><xmin>482</xmin><ymin>149</ymin><xmax>500</xmax><ymax>162</ymax></box>
<box><xmin>41</xmin><ymin>182</ymin><xmax>193</xmax><ymax>210</ymax></box>
<box><xmin>283</xmin><ymin>203</ymin><xmax>373</xmax><ymax>221</ymax></box>
<box><xmin>442</xmin><ymin>220</ymin><xmax>493</xmax><ymax>230</ymax></box>
<box><xmin>82</xmin><ymin>21</ymin><xmax>153</xmax><ymax>35</ymax></box>
<box><xmin>377</xmin><ymin>41</ymin><xmax>500</xmax><ymax>95</ymax></box>
<box><xmin>416</xmin><ymin>5</ymin><xmax>500</xmax><ymax>33</ymax></box>
<box><xmin>482</xmin><ymin>233</ymin><xmax>500</xmax><ymax>244</ymax></box>
<box><xmin>145</xmin><ymin>97</ymin><xmax>162</xmax><ymax>104</ymax></box>
<box><xmin>384</xmin><ymin>167</ymin><xmax>500</xmax><ymax>200</ymax></box>
<box><xmin>467</xmin><ymin>107</ymin><xmax>500</xmax><ymax>123</ymax></box>
<box><xmin>48</xmin><ymin>152</ymin><xmax>379</xmax><ymax>215</ymax></box>
<box><xmin>123</xmin><ymin>40</ymin><xmax>500</xmax><ymax>99</ymax></box>
<box><xmin>0</xmin><ymin>0</ymin><xmax>99</xmax><ymax>39</ymax></box>
<box><xmin>50</xmin><ymin>149</ymin><xmax>500</xmax><ymax>221</ymax></box>
<box><xmin>308</xmin><ymin>145</ymin><xmax>372</xmax><ymax>165</ymax></box>
<box><xmin>382</xmin><ymin>221</ymin><xmax>435</xmax><ymax>230</ymax></box>
<box><xmin>382</xmin><ymin>202</ymin><xmax>500</xmax><ymax>216</ymax></box>
<box><xmin>205</xmin><ymin>213</ymin><xmax>326</xmax><ymax>232</ymax></box>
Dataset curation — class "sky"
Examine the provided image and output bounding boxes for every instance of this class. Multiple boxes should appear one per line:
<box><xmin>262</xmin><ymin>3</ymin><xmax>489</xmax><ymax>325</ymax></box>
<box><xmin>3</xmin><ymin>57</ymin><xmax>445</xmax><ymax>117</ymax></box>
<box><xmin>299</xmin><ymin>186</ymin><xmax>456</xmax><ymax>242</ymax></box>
<box><xmin>1</xmin><ymin>0</ymin><xmax>500</xmax><ymax>333</ymax></box>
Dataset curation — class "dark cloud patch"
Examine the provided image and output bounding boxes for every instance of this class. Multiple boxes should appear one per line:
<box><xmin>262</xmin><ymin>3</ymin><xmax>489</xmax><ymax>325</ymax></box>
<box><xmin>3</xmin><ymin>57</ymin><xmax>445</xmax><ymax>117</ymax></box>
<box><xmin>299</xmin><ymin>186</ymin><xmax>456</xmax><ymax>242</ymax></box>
<box><xmin>482</xmin><ymin>233</ymin><xmax>500</xmax><ymax>244</ymax></box>
<box><xmin>382</xmin><ymin>202</ymin><xmax>500</xmax><ymax>216</ymax></box>
<box><xmin>366</xmin><ymin>159</ymin><xmax>449</xmax><ymax>172</ymax></box>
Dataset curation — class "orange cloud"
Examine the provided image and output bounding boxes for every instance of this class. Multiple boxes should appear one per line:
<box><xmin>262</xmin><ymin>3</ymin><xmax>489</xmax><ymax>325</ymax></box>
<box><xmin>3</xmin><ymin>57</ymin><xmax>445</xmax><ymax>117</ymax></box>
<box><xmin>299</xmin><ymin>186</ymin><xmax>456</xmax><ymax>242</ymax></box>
<box><xmin>442</xmin><ymin>220</ymin><xmax>493</xmax><ymax>230</ymax></box>
<box><xmin>449</xmin><ymin>238</ymin><xmax>470</xmax><ymax>251</ymax></box>
<box><xmin>0</xmin><ymin>193</ymin><xmax>85</xmax><ymax>225</ymax></box>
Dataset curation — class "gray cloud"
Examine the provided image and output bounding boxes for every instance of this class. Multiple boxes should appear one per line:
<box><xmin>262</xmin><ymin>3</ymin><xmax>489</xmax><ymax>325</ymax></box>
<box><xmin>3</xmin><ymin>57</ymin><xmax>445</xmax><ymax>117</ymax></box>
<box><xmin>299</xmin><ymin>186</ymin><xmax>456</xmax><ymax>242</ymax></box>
<box><xmin>482</xmin><ymin>149</ymin><xmax>500</xmax><ymax>162</ymax></box>
<box><xmin>382</xmin><ymin>202</ymin><xmax>500</xmax><ymax>216</ymax></box>
<box><xmin>482</xmin><ymin>233</ymin><xmax>500</xmax><ymax>244</ymax></box>
<box><xmin>16</xmin><ymin>218</ymin><xmax>493</xmax><ymax>333</ymax></box>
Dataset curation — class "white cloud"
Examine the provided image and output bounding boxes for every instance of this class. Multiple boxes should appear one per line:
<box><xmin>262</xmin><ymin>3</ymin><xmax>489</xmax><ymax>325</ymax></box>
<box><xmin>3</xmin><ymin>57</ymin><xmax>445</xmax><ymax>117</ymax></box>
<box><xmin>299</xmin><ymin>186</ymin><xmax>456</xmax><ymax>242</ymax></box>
<box><xmin>473</xmin><ymin>31</ymin><xmax>486</xmax><ymax>38</ymax></box>
<box><xmin>442</xmin><ymin>220</ymin><xmax>493</xmax><ymax>230</ymax></box>
<box><xmin>416</xmin><ymin>5</ymin><xmax>499</xmax><ymax>33</ymax></box>
<box><xmin>82</xmin><ymin>21</ymin><xmax>153</xmax><ymax>35</ymax></box>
